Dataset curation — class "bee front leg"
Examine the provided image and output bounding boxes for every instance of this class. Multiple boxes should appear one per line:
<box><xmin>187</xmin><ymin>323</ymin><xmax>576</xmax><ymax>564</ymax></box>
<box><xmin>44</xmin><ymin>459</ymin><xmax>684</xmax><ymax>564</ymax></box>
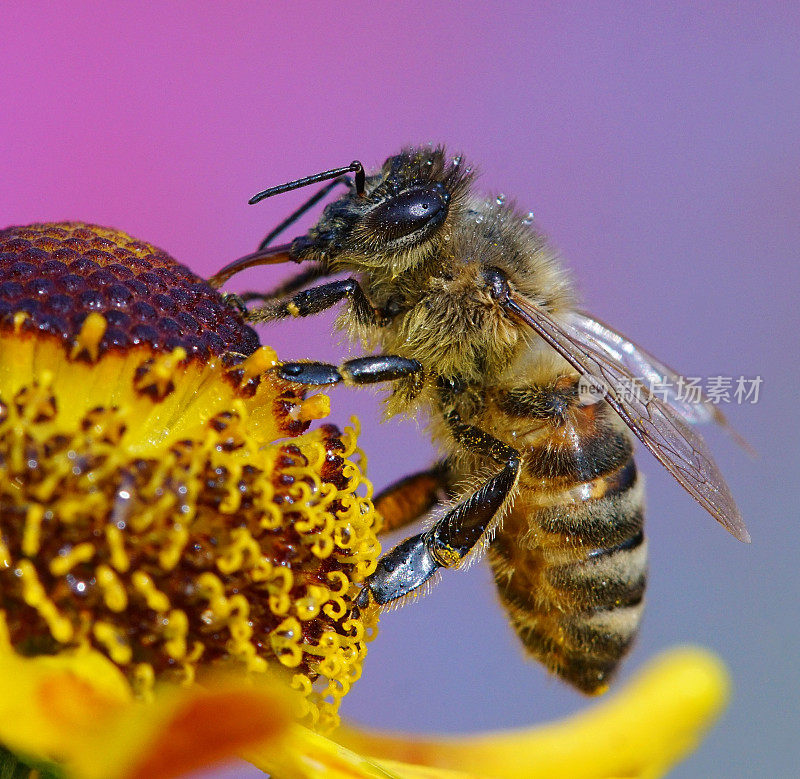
<box><xmin>246</xmin><ymin>278</ymin><xmax>385</xmax><ymax>327</ymax></box>
<box><xmin>277</xmin><ymin>355</ymin><xmax>423</xmax><ymax>387</ymax></box>
<box><xmin>360</xmin><ymin>415</ymin><xmax>521</xmax><ymax>607</ymax></box>
<box><xmin>234</xmin><ymin>265</ymin><xmax>328</xmax><ymax>305</ymax></box>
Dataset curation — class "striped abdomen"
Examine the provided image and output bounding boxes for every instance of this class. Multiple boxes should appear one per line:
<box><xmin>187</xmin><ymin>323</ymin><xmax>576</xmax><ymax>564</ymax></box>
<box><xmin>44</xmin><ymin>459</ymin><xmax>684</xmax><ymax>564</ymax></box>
<box><xmin>487</xmin><ymin>395</ymin><xmax>646</xmax><ymax>694</ymax></box>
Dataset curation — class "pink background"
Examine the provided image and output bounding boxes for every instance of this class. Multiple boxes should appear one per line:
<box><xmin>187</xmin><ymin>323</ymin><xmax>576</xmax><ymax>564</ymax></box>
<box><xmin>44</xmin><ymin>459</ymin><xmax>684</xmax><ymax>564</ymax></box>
<box><xmin>2</xmin><ymin>3</ymin><xmax>798</xmax><ymax>776</ymax></box>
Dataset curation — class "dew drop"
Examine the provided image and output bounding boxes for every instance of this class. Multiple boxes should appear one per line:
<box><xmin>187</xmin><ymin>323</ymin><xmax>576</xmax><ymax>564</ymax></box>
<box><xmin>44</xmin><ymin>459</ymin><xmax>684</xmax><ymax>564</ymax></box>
<box><xmin>522</xmin><ymin>211</ymin><xmax>534</xmax><ymax>225</ymax></box>
<box><xmin>495</xmin><ymin>193</ymin><xmax>506</xmax><ymax>205</ymax></box>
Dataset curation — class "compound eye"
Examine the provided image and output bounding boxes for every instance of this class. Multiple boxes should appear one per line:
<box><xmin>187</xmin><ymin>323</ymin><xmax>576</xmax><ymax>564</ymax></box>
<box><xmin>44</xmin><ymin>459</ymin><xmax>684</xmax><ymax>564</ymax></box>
<box><xmin>366</xmin><ymin>184</ymin><xmax>450</xmax><ymax>241</ymax></box>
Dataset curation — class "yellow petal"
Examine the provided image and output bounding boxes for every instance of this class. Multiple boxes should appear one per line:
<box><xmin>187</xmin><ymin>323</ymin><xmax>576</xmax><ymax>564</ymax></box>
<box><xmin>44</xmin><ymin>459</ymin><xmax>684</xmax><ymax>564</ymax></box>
<box><xmin>338</xmin><ymin>647</ymin><xmax>730</xmax><ymax>779</ymax></box>
<box><xmin>0</xmin><ymin>639</ymin><xmax>294</xmax><ymax>779</ymax></box>
<box><xmin>0</xmin><ymin>642</ymin><xmax>130</xmax><ymax>760</ymax></box>
<box><xmin>84</xmin><ymin>675</ymin><xmax>294</xmax><ymax>779</ymax></box>
<box><xmin>248</xmin><ymin>722</ymin><xmax>478</xmax><ymax>779</ymax></box>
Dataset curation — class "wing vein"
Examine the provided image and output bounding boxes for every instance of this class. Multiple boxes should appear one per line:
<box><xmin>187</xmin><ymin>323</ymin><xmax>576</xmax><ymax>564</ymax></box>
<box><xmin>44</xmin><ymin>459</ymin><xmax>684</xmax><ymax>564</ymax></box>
<box><xmin>504</xmin><ymin>293</ymin><xmax>749</xmax><ymax>542</ymax></box>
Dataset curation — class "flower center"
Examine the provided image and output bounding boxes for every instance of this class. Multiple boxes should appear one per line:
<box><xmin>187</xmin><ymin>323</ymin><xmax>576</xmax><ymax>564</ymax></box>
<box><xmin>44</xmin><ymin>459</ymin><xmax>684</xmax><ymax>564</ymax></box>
<box><xmin>0</xmin><ymin>223</ymin><xmax>381</xmax><ymax>731</ymax></box>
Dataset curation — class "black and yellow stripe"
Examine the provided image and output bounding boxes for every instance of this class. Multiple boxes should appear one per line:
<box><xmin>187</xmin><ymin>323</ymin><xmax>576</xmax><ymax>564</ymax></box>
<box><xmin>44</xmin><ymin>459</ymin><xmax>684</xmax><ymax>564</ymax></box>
<box><xmin>487</xmin><ymin>396</ymin><xmax>647</xmax><ymax>694</ymax></box>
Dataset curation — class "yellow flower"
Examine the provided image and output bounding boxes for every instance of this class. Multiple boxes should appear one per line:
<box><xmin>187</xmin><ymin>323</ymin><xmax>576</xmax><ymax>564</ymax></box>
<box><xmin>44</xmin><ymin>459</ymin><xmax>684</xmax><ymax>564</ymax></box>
<box><xmin>332</xmin><ymin>647</ymin><xmax>730</xmax><ymax>779</ymax></box>
<box><xmin>0</xmin><ymin>640</ymin><xmax>730</xmax><ymax>779</ymax></box>
<box><xmin>0</xmin><ymin>221</ymin><xmax>379</xmax><ymax>769</ymax></box>
<box><xmin>0</xmin><ymin>223</ymin><xmax>730</xmax><ymax>778</ymax></box>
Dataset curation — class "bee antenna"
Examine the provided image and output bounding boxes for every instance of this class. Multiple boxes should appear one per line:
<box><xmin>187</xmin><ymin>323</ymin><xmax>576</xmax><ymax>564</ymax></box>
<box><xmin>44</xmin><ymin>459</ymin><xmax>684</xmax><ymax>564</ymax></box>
<box><xmin>249</xmin><ymin>160</ymin><xmax>365</xmax><ymax>204</ymax></box>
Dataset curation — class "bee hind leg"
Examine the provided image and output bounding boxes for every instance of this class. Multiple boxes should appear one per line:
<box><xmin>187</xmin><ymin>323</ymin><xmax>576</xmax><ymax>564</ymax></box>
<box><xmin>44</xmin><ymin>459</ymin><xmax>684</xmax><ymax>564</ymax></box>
<box><xmin>356</xmin><ymin>533</ymin><xmax>441</xmax><ymax>609</ymax></box>
<box><xmin>360</xmin><ymin>414</ymin><xmax>520</xmax><ymax>607</ymax></box>
<box><xmin>425</xmin><ymin>414</ymin><xmax>521</xmax><ymax>571</ymax></box>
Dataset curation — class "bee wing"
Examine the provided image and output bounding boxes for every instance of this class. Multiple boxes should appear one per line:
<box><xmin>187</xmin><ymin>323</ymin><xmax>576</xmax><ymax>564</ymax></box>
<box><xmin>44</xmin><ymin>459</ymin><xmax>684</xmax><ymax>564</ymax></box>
<box><xmin>505</xmin><ymin>292</ymin><xmax>750</xmax><ymax>542</ymax></box>
<box><xmin>568</xmin><ymin>311</ymin><xmax>724</xmax><ymax>424</ymax></box>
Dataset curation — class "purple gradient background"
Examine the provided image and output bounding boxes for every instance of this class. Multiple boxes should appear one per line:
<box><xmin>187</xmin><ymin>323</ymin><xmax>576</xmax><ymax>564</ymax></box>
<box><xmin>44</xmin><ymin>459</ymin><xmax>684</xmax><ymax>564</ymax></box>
<box><xmin>2</xmin><ymin>3</ymin><xmax>798</xmax><ymax>777</ymax></box>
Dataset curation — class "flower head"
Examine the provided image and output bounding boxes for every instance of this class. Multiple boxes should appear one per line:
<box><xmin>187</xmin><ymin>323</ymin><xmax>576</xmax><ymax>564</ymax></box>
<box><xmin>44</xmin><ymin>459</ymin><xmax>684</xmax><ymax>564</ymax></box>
<box><xmin>0</xmin><ymin>223</ymin><xmax>380</xmax><ymax>736</ymax></box>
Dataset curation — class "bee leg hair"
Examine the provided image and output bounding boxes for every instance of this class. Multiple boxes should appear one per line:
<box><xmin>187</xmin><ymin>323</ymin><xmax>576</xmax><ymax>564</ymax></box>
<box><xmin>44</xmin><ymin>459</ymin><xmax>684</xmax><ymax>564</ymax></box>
<box><xmin>360</xmin><ymin>414</ymin><xmax>520</xmax><ymax>607</ymax></box>
<box><xmin>424</xmin><ymin>412</ymin><xmax>521</xmax><ymax>565</ymax></box>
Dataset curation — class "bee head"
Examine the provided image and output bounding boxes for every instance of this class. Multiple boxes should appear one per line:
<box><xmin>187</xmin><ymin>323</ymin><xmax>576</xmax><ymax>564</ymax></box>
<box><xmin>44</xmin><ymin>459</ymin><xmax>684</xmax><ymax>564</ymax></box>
<box><xmin>292</xmin><ymin>147</ymin><xmax>473</xmax><ymax>275</ymax></box>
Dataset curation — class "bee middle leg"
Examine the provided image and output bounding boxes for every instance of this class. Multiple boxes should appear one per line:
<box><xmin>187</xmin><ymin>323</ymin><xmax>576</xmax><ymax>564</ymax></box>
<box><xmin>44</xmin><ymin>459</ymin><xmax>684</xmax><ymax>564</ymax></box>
<box><xmin>275</xmin><ymin>358</ymin><xmax>520</xmax><ymax>606</ymax></box>
<box><xmin>359</xmin><ymin>414</ymin><xmax>521</xmax><ymax>608</ymax></box>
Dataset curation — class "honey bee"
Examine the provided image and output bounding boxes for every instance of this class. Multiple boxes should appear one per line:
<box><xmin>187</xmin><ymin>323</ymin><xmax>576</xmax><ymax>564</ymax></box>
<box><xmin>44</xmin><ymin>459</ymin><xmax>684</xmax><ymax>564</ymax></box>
<box><xmin>211</xmin><ymin>147</ymin><xmax>749</xmax><ymax>694</ymax></box>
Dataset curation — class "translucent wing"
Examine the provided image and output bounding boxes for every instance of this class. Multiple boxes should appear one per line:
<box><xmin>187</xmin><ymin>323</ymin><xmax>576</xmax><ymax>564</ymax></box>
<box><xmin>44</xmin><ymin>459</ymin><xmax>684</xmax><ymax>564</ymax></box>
<box><xmin>568</xmin><ymin>311</ymin><xmax>726</xmax><ymax>426</ymax></box>
<box><xmin>505</xmin><ymin>293</ymin><xmax>749</xmax><ymax>542</ymax></box>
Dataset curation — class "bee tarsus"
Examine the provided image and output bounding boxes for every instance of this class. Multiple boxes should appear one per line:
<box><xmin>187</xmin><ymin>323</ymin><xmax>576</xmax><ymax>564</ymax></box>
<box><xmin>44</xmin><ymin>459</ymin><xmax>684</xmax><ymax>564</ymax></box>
<box><xmin>357</xmin><ymin>533</ymin><xmax>440</xmax><ymax>608</ymax></box>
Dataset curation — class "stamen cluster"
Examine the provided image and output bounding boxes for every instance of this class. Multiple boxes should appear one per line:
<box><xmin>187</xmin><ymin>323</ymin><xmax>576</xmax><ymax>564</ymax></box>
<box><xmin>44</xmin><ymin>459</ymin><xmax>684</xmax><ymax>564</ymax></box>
<box><xmin>0</xmin><ymin>223</ymin><xmax>380</xmax><ymax>730</ymax></box>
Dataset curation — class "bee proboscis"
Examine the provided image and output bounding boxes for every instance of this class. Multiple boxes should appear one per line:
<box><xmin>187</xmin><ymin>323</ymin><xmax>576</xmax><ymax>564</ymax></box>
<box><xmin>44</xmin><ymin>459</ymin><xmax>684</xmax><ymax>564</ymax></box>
<box><xmin>212</xmin><ymin>147</ymin><xmax>748</xmax><ymax>693</ymax></box>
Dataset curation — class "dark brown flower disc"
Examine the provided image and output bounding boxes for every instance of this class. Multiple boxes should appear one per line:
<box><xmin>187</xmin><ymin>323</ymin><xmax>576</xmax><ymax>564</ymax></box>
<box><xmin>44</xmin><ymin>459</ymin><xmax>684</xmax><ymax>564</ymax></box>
<box><xmin>0</xmin><ymin>222</ymin><xmax>259</xmax><ymax>359</ymax></box>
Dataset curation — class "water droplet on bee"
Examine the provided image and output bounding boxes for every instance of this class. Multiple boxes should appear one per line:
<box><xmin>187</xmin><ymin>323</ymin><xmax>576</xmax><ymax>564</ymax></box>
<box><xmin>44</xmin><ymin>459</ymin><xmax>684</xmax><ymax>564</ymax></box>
<box><xmin>452</xmin><ymin>155</ymin><xmax>462</xmax><ymax>166</ymax></box>
<box><xmin>475</xmin><ymin>214</ymin><xmax>484</xmax><ymax>224</ymax></box>
<box><xmin>495</xmin><ymin>193</ymin><xmax>506</xmax><ymax>205</ymax></box>
<box><xmin>522</xmin><ymin>211</ymin><xmax>534</xmax><ymax>225</ymax></box>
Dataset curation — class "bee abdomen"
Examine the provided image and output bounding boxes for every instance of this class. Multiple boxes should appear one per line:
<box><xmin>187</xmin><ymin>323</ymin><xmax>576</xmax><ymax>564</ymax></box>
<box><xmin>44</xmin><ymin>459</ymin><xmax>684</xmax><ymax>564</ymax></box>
<box><xmin>489</xmin><ymin>453</ymin><xmax>647</xmax><ymax>695</ymax></box>
<box><xmin>545</xmin><ymin>527</ymin><xmax>647</xmax><ymax>693</ymax></box>
<box><xmin>546</xmin><ymin>529</ymin><xmax>646</xmax><ymax>612</ymax></box>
